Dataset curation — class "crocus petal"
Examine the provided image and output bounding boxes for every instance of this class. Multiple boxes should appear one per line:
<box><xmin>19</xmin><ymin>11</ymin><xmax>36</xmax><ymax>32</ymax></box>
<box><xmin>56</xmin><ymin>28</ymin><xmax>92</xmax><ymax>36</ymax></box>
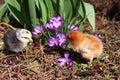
<box><xmin>57</xmin><ymin>32</ymin><xmax>66</xmax><ymax>38</ymax></box>
<box><xmin>56</xmin><ymin>16</ymin><xmax>63</xmax><ymax>21</ymax></box>
<box><xmin>46</xmin><ymin>22</ymin><xmax>50</xmax><ymax>28</ymax></box>
<box><xmin>46</xmin><ymin>22</ymin><xmax>54</xmax><ymax>29</ymax></box>
<box><xmin>32</xmin><ymin>25</ymin><xmax>44</xmax><ymax>35</ymax></box>
<box><xmin>93</xmin><ymin>33</ymin><xmax>99</xmax><ymax>37</ymax></box>
<box><xmin>50</xmin><ymin>16</ymin><xmax>56</xmax><ymax>22</ymax></box>
<box><xmin>72</xmin><ymin>26</ymin><xmax>79</xmax><ymax>31</ymax></box>
<box><xmin>64</xmin><ymin>52</ymin><xmax>69</xmax><ymax>59</ymax></box>
<box><xmin>56</xmin><ymin>52</ymin><xmax>73</xmax><ymax>67</ymax></box>
<box><xmin>53</xmin><ymin>22</ymin><xmax>62</xmax><ymax>30</ymax></box>
<box><xmin>48</xmin><ymin>15</ymin><xmax>63</xmax><ymax>30</ymax></box>
<box><xmin>59</xmin><ymin>60</ymin><xmax>66</xmax><ymax>67</ymax></box>
<box><xmin>56</xmin><ymin>58</ymin><xmax>66</xmax><ymax>62</ymax></box>
<box><xmin>58</xmin><ymin>38</ymin><xmax>67</xmax><ymax>47</ymax></box>
<box><xmin>32</xmin><ymin>32</ymin><xmax>38</xmax><ymax>35</ymax></box>
<box><xmin>48</xmin><ymin>36</ymin><xmax>59</xmax><ymax>46</ymax></box>
<box><xmin>93</xmin><ymin>33</ymin><xmax>102</xmax><ymax>42</ymax></box>
<box><xmin>68</xmin><ymin>24</ymin><xmax>74</xmax><ymax>30</ymax></box>
<box><xmin>56</xmin><ymin>58</ymin><xmax>66</xmax><ymax>67</ymax></box>
<box><xmin>58</xmin><ymin>40</ymin><xmax>66</xmax><ymax>47</ymax></box>
<box><xmin>48</xmin><ymin>38</ymin><xmax>55</xmax><ymax>46</ymax></box>
<box><xmin>34</xmin><ymin>25</ymin><xmax>43</xmax><ymax>31</ymax></box>
<box><xmin>50</xmin><ymin>16</ymin><xmax>63</xmax><ymax>22</ymax></box>
<box><xmin>68</xmin><ymin>24</ymin><xmax>79</xmax><ymax>31</ymax></box>
<box><xmin>70</xmin><ymin>25</ymin><xmax>75</xmax><ymax>29</ymax></box>
<box><xmin>48</xmin><ymin>41</ymin><xmax>54</xmax><ymax>46</ymax></box>
<box><xmin>33</xmin><ymin>27</ymin><xmax>42</xmax><ymax>33</ymax></box>
<box><xmin>57</xmin><ymin>32</ymin><xmax>67</xmax><ymax>47</ymax></box>
<box><xmin>67</xmin><ymin>59</ymin><xmax>73</xmax><ymax>67</ymax></box>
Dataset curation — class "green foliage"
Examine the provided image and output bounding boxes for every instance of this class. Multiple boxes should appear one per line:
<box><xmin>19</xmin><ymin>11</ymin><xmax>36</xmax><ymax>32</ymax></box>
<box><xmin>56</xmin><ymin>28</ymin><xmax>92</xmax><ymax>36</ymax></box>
<box><xmin>28</xmin><ymin>0</ymin><xmax>37</xmax><ymax>26</ymax></box>
<box><xmin>0</xmin><ymin>0</ymin><xmax>95</xmax><ymax>32</ymax></box>
<box><xmin>84</xmin><ymin>2</ymin><xmax>95</xmax><ymax>32</ymax></box>
<box><xmin>0</xmin><ymin>4</ymin><xmax>7</xmax><ymax>20</ymax></box>
<box><xmin>59</xmin><ymin>0</ymin><xmax>73</xmax><ymax>21</ymax></box>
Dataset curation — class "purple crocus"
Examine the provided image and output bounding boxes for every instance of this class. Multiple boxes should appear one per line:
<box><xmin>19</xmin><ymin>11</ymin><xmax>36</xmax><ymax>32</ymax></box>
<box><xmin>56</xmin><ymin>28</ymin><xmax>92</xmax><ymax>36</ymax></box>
<box><xmin>46</xmin><ymin>22</ymin><xmax>54</xmax><ymax>30</ymax></box>
<box><xmin>93</xmin><ymin>33</ymin><xmax>102</xmax><ymax>42</ymax></box>
<box><xmin>46</xmin><ymin>15</ymin><xmax>63</xmax><ymax>30</ymax></box>
<box><xmin>56</xmin><ymin>52</ymin><xmax>73</xmax><ymax>67</ymax></box>
<box><xmin>68</xmin><ymin>24</ymin><xmax>79</xmax><ymax>31</ymax></box>
<box><xmin>93</xmin><ymin>33</ymin><xmax>99</xmax><ymax>37</ymax></box>
<box><xmin>56</xmin><ymin>32</ymin><xmax>67</xmax><ymax>47</ymax></box>
<box><xmin>50</xmin><ymin>15</ymin><xmax>63</xmax><ymax>22</ymax></box>
<box><xmin>48</xmin><ymin>36</ymin><xmax>59</xmax><ymax>47</ymax></box>
<box><xmin>32</xmin><ymin>24</ymin><xmax>44</xmax><ymax>35</ymax></box>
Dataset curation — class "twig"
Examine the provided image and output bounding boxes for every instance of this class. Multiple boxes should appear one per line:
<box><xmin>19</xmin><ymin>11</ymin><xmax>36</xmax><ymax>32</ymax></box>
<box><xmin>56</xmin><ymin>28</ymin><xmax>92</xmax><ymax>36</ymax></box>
<box><xmin>8</xmin><ymin>68</ymin><xmax>12</xmax><ymax>80</ymax></box>
<box><xmin>0</xmin><ymin>22</ymin><xmax>16</xmax><ymax>30</ymax></box>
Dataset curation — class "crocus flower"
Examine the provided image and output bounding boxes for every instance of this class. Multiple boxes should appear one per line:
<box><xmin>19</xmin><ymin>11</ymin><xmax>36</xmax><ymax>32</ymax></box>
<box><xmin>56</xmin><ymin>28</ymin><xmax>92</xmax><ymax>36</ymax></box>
<box><xmin>56</xmin><ymin>52</ymin><xmax>73</xmax><ymax>67</ymax></box>
<box><xmin>46</xmin><ymin>22</ymin><xmax>54</xmax><ymax>30</ymax></box>
<box><xmin>56</xmin><ymin>32</ymin><xmax>67</xmax><ymax>47</ymax></box>
<box><xmin>68</xmin><ymin>24</ymin><xmax>79</xmax><ymax>31</ymax></box>
<box><xmin>93</xmin><ymin>33</ymin><xmax>102</xmax><ymax>42</ymax></box>
<box><xmin>32</xmin><ymin>24</ymin><xmax>44</xmax><ymax>35</ymax></box>
<box><xmin>50</xmin><ymin>15</ymin><xmax>63</xmax><ymax>22</ymax></box>
<box><xmin>93</xmin><ymin>33</ymin><xmax>99</xmax><ymax>37</ymax></box>
<box><xmin>48</xmin><ymin>36</ymin><xmax>59</xmax><ymax>47</ymax></box>
<box><xmin>46</xmin><ymin>15</ymin><xmax>63</xmax><ymax>30</ymax></box>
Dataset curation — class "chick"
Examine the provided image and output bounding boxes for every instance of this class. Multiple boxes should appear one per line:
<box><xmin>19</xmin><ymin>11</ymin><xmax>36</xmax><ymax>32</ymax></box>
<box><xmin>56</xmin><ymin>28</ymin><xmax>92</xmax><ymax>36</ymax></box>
<box><xmin>67</xmin><ymin>31</ymin><xmax>103</xmax><ymax>64</ymax></box>
<box><xmin>3</xmin><ymin>29</ymin><xmax>33</xmax><ymax>53</ymax></box>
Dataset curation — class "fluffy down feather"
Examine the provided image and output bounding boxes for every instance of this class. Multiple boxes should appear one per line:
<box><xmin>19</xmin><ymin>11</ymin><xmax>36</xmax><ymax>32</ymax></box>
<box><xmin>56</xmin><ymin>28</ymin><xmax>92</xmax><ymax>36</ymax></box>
<box><xmin>67</xmin><ymin>31</ymin><xmax>103</xmax><ymax>64</ymax></box>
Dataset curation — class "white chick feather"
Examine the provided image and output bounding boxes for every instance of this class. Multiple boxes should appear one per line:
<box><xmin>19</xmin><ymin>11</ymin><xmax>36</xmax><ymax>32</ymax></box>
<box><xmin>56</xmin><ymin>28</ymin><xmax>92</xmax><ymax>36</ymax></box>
<box><xmin>3</xmin><ymin>29</ymin><xmax>33</xmax><ymax>53</ymax></box>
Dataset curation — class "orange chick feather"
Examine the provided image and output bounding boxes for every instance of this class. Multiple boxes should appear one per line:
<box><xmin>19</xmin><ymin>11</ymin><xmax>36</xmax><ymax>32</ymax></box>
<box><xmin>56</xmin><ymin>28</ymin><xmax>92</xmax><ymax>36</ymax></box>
<box><xmin>67</xmin><ymin>31</ymin><xmax>103</xmax><ymax>64</ymax></box>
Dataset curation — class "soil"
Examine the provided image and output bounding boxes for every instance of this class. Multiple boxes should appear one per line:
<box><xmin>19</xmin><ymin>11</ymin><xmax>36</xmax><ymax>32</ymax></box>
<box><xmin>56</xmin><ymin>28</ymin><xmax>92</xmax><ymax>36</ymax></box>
<box><xmin>0</xmin><ymin>0</ymin><xmax>120</xmax><ymax>80</ymax></box>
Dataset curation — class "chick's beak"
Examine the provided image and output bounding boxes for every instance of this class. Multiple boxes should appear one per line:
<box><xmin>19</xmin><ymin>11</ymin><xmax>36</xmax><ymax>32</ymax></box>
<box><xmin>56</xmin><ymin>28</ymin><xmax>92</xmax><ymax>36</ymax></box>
<box><xmin>29</xmin><ymin>38</ymin><xmax>33</xmax><ymax>42</ymax></box>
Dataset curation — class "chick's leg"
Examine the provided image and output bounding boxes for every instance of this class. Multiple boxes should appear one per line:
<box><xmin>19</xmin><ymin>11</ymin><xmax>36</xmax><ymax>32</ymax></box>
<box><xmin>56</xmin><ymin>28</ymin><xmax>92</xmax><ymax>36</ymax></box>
<box><xmin>82</xmin><ymin>52</ymin><xmax>93</xmax><ymax>66</ymax></box>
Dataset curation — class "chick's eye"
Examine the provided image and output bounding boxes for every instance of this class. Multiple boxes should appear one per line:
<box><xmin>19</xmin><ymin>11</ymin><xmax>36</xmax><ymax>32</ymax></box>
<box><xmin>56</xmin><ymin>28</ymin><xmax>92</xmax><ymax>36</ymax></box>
<box><xmin>68</xmin><ymin>38</ymin><xmax>73</xmax><ymax>41</ymax></box>
<box><xmin>22</xmin><ymin>37</ymin><xmax>28</xmax><ymax>39</ymax></box>
<box><xmin>70</xmin><ymin>39</ymin><xmax>74</xmax><ymax>41</ymax></box>
<box><xmin>25</xmin><ymin>37</ymin><xmax>29</xmax><ymax>39</ymax></box>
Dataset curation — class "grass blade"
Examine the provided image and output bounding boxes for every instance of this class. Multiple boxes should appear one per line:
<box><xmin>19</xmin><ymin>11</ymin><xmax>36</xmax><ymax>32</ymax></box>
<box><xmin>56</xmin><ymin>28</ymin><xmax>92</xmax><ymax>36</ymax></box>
<box><xmin>78</xmin><ymin>0</ymin><xmax>86</xmax><ymax>19</ymax></box>
<box><xmin>59</xmin><ymin>0</ymin><xmax>73</xmax><ymax>21</ymax></box>
<box><xmin>35</xmin><ymin>0</ymin><xmax>40</xmax><ymax>10</ymax></box>
<box><xmin>39</xmin><ymin>0</ymin><xmax>47</xmax><ymax>25</ymax></box>
<box><xmin>0</xmin><ymin>4</ymin><xmax>7</xmax><ymax>20</ymax></box>
<box><xmin>44</xmin><ymin>0</ymin><xmax>54</xmax><ymax>18</ymax></box>
<box><xmin>28</xmin><ymin>0</ymin><xmax>37</xmax><ymax>26</ymax></box>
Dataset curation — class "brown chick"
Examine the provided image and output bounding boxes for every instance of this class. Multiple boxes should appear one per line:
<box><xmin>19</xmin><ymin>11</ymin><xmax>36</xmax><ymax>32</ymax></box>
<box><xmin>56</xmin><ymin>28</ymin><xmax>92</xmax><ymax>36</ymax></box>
<box><xmin>67</xmin><ymin>31</ymin><xmax>103</xmax><ymax>64</ymax></box>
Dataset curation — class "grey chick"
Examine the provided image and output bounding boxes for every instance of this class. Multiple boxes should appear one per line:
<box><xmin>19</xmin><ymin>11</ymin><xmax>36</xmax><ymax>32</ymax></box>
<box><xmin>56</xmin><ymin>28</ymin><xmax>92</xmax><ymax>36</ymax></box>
<box><xmin>3</xmin><ymin>29</ymin><xmax>33</xmax><ymax>53</ymax></box>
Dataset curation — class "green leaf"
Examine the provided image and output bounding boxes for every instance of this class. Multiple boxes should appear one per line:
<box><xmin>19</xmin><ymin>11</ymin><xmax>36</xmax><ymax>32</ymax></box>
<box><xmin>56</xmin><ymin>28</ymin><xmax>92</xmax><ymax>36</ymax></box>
<box><xmin>78</xmin><ymin>0</ymin><xmax>86</xmax><ymax>32</ymax></box>
<box><xmin>5</xmin><ymin>0</ymin><xmax>21</xmax><ymax>22</ymax></box>
<box><xmin>0</xmin><ymin>4</ymin><xmax>7</xmax><ymax>20</ymax></box>
<box><xmin>20</xmin><ymin>0</ymin><xmax>31</xmax><ymax>25</ymax></box>
<box><xmin>84</xmin><ymin>2</ymin><xmax>95</xmax><ymax>32</ymax></box>
<box><xmin>5</xmin><ymin>0</ymin><xmax>30</xmax><ymax>25</ymax></box>
<box><xmin>3</xmin><ymin>15</ymin><xmax>10</xmax><ymax>23</ymax></box>
<box><xmin>44</xmin><ymin>0</ymin><xmax>54</xmax><ymax>18</ymax></box>
<box><xmin>59</xmin><ymin>0</ymin><xmax>73</xmax><ymax>21</ymax></box>
<box><xmin>35</xmin><ymin>0</ymin><xmax>40</xmax><ymax>10</ymax></box>
<box><xmin>28</xmin><ymin>0</ymin><xmax>36</xmax><ymax>26</ymax></box>
<box><xmin>79</xmin><ymin>17</ymin><xmax>86</xmax><ymax>32</ymax></box>
<box><xmin>71</xmin><ymin>0</ymin><xmax>77</xmax><ymax>10</ymax></box>
<box><xmin>78</xmin><ymin>0</ymin><xmax>86</xmax><ymax>19</ymax></box>
<box><xmin>70</xmin><ymin>17</ymin><xmax>77</xmax><ymax>24</ymax></box>
<box><xmin>39</xmin><ymin>0</ymin><xmax>47</xmax><ymax>25</ymax></box>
